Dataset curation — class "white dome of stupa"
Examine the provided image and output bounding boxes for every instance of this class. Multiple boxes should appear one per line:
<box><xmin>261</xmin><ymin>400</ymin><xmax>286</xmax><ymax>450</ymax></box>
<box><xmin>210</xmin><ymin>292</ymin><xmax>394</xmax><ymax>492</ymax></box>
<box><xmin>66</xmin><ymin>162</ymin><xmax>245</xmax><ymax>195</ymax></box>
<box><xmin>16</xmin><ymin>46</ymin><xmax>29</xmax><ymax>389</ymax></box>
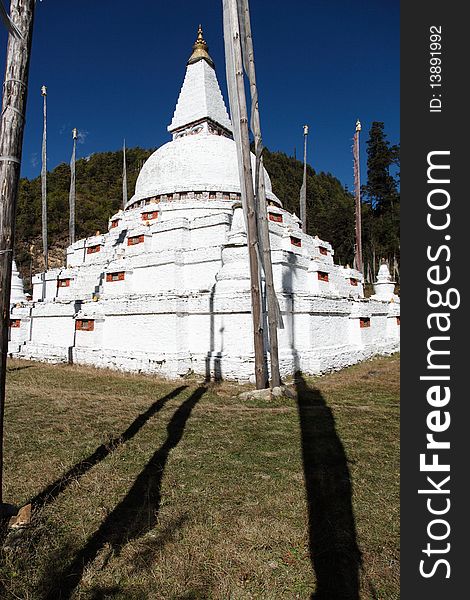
<box><xmin>128</xmin><ymin>134</ymin><xmax>280</xmax><ymax>207</ymax></box>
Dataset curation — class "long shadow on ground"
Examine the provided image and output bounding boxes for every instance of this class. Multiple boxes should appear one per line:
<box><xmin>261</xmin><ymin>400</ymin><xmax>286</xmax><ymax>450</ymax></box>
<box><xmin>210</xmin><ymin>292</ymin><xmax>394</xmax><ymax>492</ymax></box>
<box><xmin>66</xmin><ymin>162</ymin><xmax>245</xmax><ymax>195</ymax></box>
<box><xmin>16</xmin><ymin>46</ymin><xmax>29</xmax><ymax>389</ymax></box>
<box><xmin>41</xmin><ymin>385</ymin><xmax>206</xmax><ymax>600</ymax></box>
<box><xmin>30</xmin><ymin>386</ymin><xmax>187</xmax><ymax>510</ymax></box>
<box><xmin>6</xmin><ymin>364</ymin><xmax>35</xmax><ymax>372</ymax></box>
<box><xmin>295</xmin><ymin>372</ymin><xmax>362</xmax><ymax>600</ymax></box>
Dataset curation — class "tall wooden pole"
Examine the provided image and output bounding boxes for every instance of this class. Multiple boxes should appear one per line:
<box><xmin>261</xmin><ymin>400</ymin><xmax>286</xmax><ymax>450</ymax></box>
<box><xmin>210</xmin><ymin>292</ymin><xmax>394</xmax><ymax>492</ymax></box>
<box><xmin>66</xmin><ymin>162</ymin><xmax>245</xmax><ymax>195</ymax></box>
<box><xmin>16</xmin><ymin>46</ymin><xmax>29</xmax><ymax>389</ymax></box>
<box><xmin>300</xmin><ymin>124</ymin><xmax>308</xmax><ymax>233</ymax></box>
<box><xmin>0</xmin><ymin>2</ymin><xmax>21</xmax><ymax>38</ymax></box>
<box><xmin>69</xmin><ymin>128</ymin><xmax>77</xmax><ymax>246</ymax></box>
<box><xmin>122</xmin><ymin>138</ymin><xmax>128</xmax><ymax>210</ymax></box>
<box><xmin>0</xmin><ymin>0</ymin><xmax>36</xmax><ymax>506</ymax></box>
<box><xmin>238</xmin><ymin>0</ymin><xmax>281</xmax><ymax>388</ymax></box>
<box><xmin>353</xmin><ymin>119</ymin><xmax>363</xmax><ymax>272</ymax></box>
<box><xmin>41</xmin><ymin>85</ymin><xmax>48</xmax><ymax>271</ymax></box>
<box><xmin>223</xmin><ymin>0</ymin><xmax>268</xmax><ymax>389</ymax></box>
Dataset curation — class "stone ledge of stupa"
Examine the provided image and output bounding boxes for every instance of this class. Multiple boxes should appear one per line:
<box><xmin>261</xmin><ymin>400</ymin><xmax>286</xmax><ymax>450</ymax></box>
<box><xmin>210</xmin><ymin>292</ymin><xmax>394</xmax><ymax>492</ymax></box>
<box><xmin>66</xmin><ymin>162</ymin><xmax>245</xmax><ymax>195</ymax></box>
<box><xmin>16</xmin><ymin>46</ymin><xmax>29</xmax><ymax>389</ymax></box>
<box><xmin>339</xmin><ymin>265</ymin><xmax>364</xmax><ymax>280</ymax></box>
<box><xmin>9</xmin><ymin>305</ymin><xmax>31</xmax><ymax>317</ymax></box>
<box><xmin>308</xmin><ymin>259</ymin><xmax>334</xmax><ymax>274</ymax></box>
<box><xmin>84</xmin><ymin>234</ymin><xmax>106</xmax><ymax>247</ymax></box>
<box><xmin>385</xmin><ymin>300</ymin><xmax>401</xmax><ymax>314</ymax></box>
<box><xmin>76</xmin><ymin>306</ymin><xmax>105</xmax><ymax>320</ymax></box>
<box><xmin>19</xmin><ymin>343</ymin><xmax>71</xmax><ymax>363</ymax></box>
<box><xmin>55</xmin><ymin>267</ymin><xmax>78</xmax><ymax>278</ymax></box>
<box><xmin>311</xmin><ymin>236</ymin><xmax>333</xmax><ymax>252</ymax></box>
<box><xmin>30</xmin><ymin>301</ymin><xmax>76</xmax><ymax>316</ymax></box>
<box><xmin>23</xmin><ymin>290</ymin><xmax>398</xmax><ymax>326</ymax></box>
<box><xmin>68</xmin><ymin>238</ymin><xmax>87</xmax><ymax>250</ymax></box>
<box><xmin>188</xmin><ymin>212</ymin><xmax>231</xmax><ymax>229</ymax></box>
<box><xmin>31</xmin><ymin>269</ymin><xmax>61</xmax><ymax>284</ymax></box>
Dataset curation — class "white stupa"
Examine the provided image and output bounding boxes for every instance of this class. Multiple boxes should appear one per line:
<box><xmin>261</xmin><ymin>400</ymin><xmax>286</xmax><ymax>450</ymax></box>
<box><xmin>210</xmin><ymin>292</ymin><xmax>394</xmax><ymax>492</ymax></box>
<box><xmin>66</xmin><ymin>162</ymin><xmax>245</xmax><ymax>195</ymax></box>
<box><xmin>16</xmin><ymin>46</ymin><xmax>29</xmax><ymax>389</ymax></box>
<box><xmin>371</xmin><ymin>261</ymin><xmax>399</xmax><ymax>302</ymax></box>
<box><xmin>9</xmin><ymin>26</ymin><xmax>399</xmax><ymax>377</ymax></box>
<box><xmin>10</xmin><ymin>260</ymin><xmax>27</xmax><ymax>304</ymax></box>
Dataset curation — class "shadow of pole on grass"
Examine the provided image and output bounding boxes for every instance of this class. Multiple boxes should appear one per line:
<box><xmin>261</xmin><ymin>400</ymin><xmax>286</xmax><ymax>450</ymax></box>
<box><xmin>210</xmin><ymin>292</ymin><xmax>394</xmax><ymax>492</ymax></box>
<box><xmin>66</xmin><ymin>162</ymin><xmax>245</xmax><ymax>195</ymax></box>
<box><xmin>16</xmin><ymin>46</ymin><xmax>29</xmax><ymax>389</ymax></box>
<box><xmin>41</xmin><ymin>385</ymin><xmax>206</xmax><ymax>600</ymax></box>
<box><xmin>295</xmin><ymin>372</ymin><xmax>362</xmax><ymax>600</ymax></box>
<box><xmin>30</xmin><ymin>386</ymin><xmax>187</xmax><ymax>511</ymax></box>
<box><xmin>5</xmin><ymin>364</ymin><xmax>35</xmax><ymax>372</ymax></box>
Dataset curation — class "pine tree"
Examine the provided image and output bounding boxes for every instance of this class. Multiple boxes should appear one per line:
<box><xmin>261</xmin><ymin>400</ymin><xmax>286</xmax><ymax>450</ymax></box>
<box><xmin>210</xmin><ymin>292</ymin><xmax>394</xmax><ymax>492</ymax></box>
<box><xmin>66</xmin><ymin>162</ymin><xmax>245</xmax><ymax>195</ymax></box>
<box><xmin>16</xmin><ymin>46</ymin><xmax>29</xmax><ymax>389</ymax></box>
<box><xmin>364</xmin><ymin>122</ymin><xmax>399</xmax><ymax>213</ymax></box>
<box><xmin>363</xmin><ymin>122</ymin><xmax>400</xmax><ymax>274</ymax></box>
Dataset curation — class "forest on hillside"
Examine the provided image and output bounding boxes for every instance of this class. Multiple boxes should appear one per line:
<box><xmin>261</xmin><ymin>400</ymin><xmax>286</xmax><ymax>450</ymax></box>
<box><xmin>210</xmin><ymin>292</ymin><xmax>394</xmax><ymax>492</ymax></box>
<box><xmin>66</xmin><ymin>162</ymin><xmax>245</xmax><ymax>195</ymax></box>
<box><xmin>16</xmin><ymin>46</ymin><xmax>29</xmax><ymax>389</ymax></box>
<box><xmin>14</xmin><ymin>122</ymin><xmax>399</xmax><ymax>288</ymax></box>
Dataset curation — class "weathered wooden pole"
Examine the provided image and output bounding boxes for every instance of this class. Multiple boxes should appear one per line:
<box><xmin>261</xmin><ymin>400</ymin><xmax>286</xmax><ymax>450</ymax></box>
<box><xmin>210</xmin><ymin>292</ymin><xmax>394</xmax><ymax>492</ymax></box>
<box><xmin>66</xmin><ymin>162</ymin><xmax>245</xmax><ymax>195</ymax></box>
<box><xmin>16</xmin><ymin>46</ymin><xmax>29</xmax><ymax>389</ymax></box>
<box><xmin>223</xmin><ymin>0</ymin><xmax>268</xmax><ymax>389</ymax></box>
<box><xmin>0</xmin><ymin>1</ymin><xmax>21</xmax><ymax>37</ymax></box>
<box><xmin>0</xmin><ymin>0</ymin><xmax>36</xmax><ymax>506</ymax></box>
<box><xmin>29</xmin><ymin>242</ymin><xmax>33</xmax><ymax>290</ymax></box>
<box><xmin>393</xmin><ymin>252</ymin><xmax>399</xmax><ymax>281</ymax></box>
<box><xmin>41</xmin><ymin>85</ymin><xmax>48</xmax><ymax>271</ymax></box>
<box><xmin>353</xmin><ymin>119</ymin><xmax>363</xmax><ymax>273</ymax></box>
<box><xmin>237</xmin><ymin>0</ymin><xmax>281</xmax><ymax>388</ymax></box>
<box><xmin>122</xmin><ymin>139</ymin><xmax>128</xmax><ymax>209</ymax></box>
<box><xmin>69</xmin><ymin>128</ymin><xmax>77</xmax><ymax>245</ymax></box>
<box><xmin>300</xmin><ymin>124</ymin><xmax>308</xmax><ymax>233</ymax></box>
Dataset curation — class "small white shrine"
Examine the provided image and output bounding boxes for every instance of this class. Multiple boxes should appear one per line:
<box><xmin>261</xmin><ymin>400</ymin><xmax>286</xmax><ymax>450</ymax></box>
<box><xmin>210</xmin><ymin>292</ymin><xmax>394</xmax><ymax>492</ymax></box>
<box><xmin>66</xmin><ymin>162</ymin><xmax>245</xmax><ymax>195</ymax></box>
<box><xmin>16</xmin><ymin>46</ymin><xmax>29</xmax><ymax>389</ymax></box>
<box><xmin>372</xmin><ymin>261</ymin><xmax>400</xmax><ymax>302</ymax></box>
<box><xmin>10</xmin><ymin>260</ymin><xmax>27</xmax><ymax>304</ymax></box>
<box><xmin>9</xmin><ymin>27</ymin><xmax>399</xmax><ymax>381</ymax></box>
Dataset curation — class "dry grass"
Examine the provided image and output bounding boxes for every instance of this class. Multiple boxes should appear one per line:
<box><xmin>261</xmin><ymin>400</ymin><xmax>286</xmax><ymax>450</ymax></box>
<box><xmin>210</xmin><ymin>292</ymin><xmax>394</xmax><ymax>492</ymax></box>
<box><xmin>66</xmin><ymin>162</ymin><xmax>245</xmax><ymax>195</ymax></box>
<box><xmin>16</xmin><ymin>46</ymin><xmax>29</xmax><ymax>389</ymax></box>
<box><xmin>0</xmin><ymin>355</ymin><xmax>399</xmax><ymax>599</ymax></box>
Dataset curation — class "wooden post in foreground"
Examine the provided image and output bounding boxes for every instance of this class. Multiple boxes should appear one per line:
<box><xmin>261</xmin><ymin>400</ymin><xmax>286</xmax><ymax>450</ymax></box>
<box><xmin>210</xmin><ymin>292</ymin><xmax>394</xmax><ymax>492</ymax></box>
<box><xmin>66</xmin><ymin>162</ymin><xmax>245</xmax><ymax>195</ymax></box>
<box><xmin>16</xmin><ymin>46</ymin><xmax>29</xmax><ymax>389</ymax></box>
<box><xmin>0</xmin><ymin>0</ymin><xmax>36</xmax><ymax>506</ymax></box>
<box><xmin>41</xmin><ymin>85</ymin><xmax>48</xmax><ymax>271</ymax></box>
<box><xmin>238</xmin><ymin>0</ymin><xmax>281</xmax><ymax>388</ymax></box>
<box><xmin>122</xmin><ymin>139</ymin><xmax>128</xmax><ymax>209</ymax></box>
<box><xmin>300</xmin><ymin>124</ymin><xmax>308</xmax><ymax>233</ymax></box>
<box><xmin>353</xmin><ymin>119</ymin><xmax>363</xmax><ymax>273</ymax></box>
<box><xmin>69</xmin><ymin>128</ymin><xmax>78</xmax><ymax>246</ymax></box>
<box><xmin>223</xmin><ymin>0</ymin><xmax>268</xmax><ymax>389</ymax></box>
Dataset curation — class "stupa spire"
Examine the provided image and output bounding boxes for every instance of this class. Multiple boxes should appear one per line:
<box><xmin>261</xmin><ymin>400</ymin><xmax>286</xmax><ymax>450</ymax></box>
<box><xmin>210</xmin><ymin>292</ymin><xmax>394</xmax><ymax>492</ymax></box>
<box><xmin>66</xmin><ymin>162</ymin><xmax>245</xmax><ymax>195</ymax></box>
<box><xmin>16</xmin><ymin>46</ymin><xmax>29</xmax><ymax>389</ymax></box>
<box><xmin>168</xmin><ymin>26</ymin><xmax>232</xmax><ymax>136</ymax></box>
<box><xmin>188</xmin><ymin>24</ymin><xmax>215</xmax><ymax>69</ymax></box>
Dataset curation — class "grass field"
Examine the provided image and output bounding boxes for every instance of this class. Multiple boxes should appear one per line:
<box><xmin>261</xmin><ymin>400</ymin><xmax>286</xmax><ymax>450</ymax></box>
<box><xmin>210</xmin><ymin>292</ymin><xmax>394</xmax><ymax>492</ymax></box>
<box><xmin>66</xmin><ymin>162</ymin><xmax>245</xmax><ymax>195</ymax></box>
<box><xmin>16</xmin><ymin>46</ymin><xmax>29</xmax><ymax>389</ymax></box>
<box><xmin>0</xmin><ymin>355</ymin><xmax>399</xmax><ymax>600</ymax></box>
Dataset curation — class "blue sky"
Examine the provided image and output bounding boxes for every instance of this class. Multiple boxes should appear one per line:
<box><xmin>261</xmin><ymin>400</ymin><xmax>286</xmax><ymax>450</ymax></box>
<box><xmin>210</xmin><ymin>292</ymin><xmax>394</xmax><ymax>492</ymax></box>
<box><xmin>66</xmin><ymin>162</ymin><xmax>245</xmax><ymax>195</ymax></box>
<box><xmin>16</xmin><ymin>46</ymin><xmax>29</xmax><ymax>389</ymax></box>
<box><xmin>0</xmin><ymin>0</ymin><xmax>399</xmax><ymax>189</ymax></box>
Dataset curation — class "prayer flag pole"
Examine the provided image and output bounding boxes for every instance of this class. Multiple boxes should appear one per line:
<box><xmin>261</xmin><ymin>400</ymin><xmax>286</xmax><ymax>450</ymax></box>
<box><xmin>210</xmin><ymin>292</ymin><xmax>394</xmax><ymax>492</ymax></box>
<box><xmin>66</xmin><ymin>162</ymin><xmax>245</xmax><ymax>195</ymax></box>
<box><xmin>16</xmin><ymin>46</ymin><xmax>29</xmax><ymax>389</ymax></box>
<box><xmin>300</xmin><ymin>124</ymin><xmax>308</xmax><ymax>233</ymax></box>
<box><xmin>353</xmin><ymin>119</ymin><xmax>363</xmax><ymax>273</ymax></box>
<box><xmin>0</xmin><ymin>0</ymin><xmax>36</xmax><ymax>508</ymax></box>
<box><xmin>222</xmin><ymin>1</ymin><xmax>268</xmax><ymax>388</ymax></box>
<box><xmin>41</xmin><ymin>85</ymin><xmax>48</xmax><ymax>271</ymax></box>
<box><xmin>122</xmin><ymin>139</ymin><xmax>128</xmax><ymax>209</ymax></box>
<box><xmin>69</xmin><ymin>128</ymin><xmax>78</xmax><ymax>246</ymax></box>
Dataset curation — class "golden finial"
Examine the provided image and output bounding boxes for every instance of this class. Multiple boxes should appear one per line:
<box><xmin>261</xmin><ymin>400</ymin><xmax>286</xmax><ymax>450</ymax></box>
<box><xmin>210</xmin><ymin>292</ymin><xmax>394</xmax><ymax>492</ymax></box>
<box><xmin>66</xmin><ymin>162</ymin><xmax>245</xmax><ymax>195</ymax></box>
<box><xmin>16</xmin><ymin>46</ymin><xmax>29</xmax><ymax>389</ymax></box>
<box><xmin>187</xmin><ymin>24</ymin><xmax>214</xmax><ymax>68</ymax></box>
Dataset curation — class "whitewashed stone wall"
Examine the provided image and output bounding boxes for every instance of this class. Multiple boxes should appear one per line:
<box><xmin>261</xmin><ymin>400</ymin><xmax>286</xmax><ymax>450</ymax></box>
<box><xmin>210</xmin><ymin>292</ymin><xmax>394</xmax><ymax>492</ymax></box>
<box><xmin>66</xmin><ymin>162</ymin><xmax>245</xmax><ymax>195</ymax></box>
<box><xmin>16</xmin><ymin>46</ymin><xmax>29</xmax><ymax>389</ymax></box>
<box><xmin>11</xmin><ymin>197</ymin><xmax>399</xmax><ymax>380</ymax></box>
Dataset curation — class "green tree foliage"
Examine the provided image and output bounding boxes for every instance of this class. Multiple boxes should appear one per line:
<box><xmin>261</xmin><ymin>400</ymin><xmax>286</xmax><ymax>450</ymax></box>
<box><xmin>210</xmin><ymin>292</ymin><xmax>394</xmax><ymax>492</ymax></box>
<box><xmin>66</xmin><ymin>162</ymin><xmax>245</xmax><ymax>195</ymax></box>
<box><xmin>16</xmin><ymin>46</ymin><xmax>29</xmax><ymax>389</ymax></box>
<box><xmin>362</xmin><ymin>122</ymin><xmax>400</xmax><ymax>277</ymax></box>
<box><xmin>262</xmin><ymin>148</ymin><xmax>356</xmax><ymax>265</ymax></box>
<box><xmin>15</xmin><ymin>147</ymin><xmax>154</xmax><ymax>279</ymax></box>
